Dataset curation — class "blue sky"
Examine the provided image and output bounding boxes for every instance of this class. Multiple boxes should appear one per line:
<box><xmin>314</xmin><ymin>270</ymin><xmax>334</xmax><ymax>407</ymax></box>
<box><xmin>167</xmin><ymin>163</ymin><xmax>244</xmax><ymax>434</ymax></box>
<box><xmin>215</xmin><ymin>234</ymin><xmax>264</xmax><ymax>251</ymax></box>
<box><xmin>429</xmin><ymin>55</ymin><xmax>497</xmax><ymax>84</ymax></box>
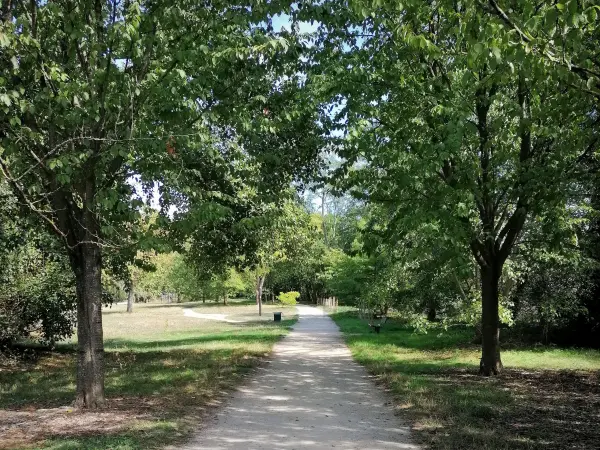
<box><xmin>271</xmin><ymin>13</ymin><xmax>319</xmax><ymax>34</ymax></box>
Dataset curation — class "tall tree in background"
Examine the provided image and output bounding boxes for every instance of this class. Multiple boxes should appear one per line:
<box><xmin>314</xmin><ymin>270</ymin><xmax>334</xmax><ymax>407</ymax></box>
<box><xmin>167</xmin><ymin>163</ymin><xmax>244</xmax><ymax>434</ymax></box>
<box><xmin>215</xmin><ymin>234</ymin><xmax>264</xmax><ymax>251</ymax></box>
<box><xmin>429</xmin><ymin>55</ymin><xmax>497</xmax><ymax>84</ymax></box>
<box><xmin>248</xmin><ymin>201</ymin><xmax>317</xmax><ymax>315</ymax></box>
<box><xmin>183</xmin><ymin>195</ymin><xmax>320</xmax><ymax>315</ymax></box>
<box><xmin>307</xmin><ymin>0</ymin><xmax>598</xmax><ymax>374</ymax></box>
<box><xmin>0</xmin><ymin>0</ymin><xmax>303</xmax><ymax>406</ymax></box>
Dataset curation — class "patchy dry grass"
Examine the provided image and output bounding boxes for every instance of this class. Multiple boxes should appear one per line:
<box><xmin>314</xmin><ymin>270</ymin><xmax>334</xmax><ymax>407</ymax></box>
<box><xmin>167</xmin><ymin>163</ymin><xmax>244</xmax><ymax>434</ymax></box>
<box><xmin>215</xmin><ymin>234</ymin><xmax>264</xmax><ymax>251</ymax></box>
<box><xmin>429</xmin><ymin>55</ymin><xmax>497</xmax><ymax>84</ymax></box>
<box><xmin>0</xmin><ymin>300</ymin><xmax>297</xmax><ymax>449</ymax></box>
<box><xmin>329</xmin><ymin>309</ymin><xmax>600</xmax><ymax>450</ymax></box>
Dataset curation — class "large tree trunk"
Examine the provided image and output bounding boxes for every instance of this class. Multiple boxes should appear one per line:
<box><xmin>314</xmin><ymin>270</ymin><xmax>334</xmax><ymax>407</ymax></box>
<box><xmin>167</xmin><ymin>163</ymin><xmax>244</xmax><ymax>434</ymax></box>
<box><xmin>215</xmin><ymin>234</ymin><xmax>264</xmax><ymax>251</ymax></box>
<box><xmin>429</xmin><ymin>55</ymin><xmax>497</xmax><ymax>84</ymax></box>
<box><xmin>73</xmin><ymin>242</ymin><xmax>106</xmax><ymax>408</ymax></box>
<box><xmin>126</xmin><ymin>285</ymin><xmax>134</xmax><ymax>313</ymax></box>
<box><xmin>480</xmin><ymin>264</ymin><xmax>503</xmax><ymax>376</ymax></box>
<box><xmin>223</xmin><ymin>292</ymin><xmax>228</xmax><ymax>306</ymax></box>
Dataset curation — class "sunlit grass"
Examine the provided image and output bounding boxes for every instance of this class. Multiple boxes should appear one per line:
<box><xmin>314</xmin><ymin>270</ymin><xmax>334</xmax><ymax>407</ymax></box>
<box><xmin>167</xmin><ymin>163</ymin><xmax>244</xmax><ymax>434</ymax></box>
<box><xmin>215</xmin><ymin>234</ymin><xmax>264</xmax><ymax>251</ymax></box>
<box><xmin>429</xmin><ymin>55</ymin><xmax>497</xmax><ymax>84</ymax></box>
<box><xmin>502</xmin><ymin>348</ymin><xmax>600</xmax><ymax>370</ymax></box>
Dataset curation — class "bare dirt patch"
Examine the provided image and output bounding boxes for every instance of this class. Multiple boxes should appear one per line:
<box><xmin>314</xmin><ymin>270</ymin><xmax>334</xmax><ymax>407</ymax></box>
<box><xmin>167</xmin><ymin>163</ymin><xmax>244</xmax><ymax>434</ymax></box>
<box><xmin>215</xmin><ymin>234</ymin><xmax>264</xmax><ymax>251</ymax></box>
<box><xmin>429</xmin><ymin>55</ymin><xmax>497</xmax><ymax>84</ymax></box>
<box><xmin>0</xmin><ymin>406</ymin><xmax>140</xmax><ymax>449</ymax></box>
<box><xmin>496</xmin><ymin>369</ymin><xmax>600</xmax><ymax>449</ymax></box>
<box><xmin>386</xmin><ymin>367</ymin><xmax>600</xmax><ymax>450</ymax></box>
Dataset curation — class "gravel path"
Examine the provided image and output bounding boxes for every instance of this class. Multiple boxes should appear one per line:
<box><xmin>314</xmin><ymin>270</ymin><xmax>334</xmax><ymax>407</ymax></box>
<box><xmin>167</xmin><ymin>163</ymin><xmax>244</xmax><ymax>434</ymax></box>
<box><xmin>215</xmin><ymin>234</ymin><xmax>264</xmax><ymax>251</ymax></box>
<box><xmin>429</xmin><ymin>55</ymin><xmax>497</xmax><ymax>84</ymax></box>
<box><xmin>181</xmin><ymin>305</ymin><xmax>418</xmax><ymax>449</ymax></box>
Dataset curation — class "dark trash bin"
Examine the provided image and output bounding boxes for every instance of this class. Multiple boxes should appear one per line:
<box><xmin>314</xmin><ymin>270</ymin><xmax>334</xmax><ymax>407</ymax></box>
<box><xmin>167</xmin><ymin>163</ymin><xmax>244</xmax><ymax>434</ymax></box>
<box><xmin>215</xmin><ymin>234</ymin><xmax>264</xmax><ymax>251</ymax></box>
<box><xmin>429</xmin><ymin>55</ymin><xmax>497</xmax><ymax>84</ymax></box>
<box><xmin>274</xmin><ymin>312</ymin><xmax>282</xmax><ymax>322</ymax></box>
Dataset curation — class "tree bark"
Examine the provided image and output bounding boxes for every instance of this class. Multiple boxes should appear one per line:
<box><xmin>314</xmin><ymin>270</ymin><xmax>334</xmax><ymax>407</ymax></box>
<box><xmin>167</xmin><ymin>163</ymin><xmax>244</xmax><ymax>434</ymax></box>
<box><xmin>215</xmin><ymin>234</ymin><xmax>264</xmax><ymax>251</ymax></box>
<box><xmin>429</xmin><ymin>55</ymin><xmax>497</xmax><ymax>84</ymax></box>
<box><xmin>427</xmin><ymin>305</ymin><xmax>436</xmax><ymax>322</ymax></box>
<box><xmin>0</xmin><ymin>0</ymin><xmax>13</xmax><ymax>22</ymax></box>
<box><xmin>223</xmin><ymin>292</ymin><xmax>228</xmax><ymax>306</ymax></box>
<box><xmin>480</xmin><ymin>264</ymin><xmax>503</xmax><ymax>376</ymax></box>
<box><xmin>73</xmin><ymin>242</ymin><xmax>106</xmax><ymax>407</ymax></box>
<box><xmin>256</xmin><ymin>275</ymin><xmax>265</xmax><ymax>316</ymax></box>
<box><xmin>126</xmin><ymin>285</ymin><xmax>134</xmax><ymax>313</ymax></box>
<box><xmin>321</xmin><ymin>189</ymin><xmax>328</xmax><ymax>246</ymax></box>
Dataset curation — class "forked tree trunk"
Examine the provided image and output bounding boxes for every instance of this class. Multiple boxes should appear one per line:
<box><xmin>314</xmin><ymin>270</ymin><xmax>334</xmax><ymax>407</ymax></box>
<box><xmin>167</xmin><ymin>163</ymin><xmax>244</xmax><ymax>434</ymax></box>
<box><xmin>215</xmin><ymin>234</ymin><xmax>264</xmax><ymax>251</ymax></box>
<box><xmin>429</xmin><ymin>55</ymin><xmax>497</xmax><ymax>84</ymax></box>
<box><xmin>480</xmin><ymin>264</ymin><xmax>503</xmax><ymax>376</ymax></box>
<box><xmin>223</xmin><ymin>293</ymin><xmax>228</xmax><ymax>306</ymax></box>
<box><xmin>73</xmin><ymin>242</ymin><xmax>105</xmax><ymax>407</ymax></box>
<box><xmin>126</xmin><ymin>286</ymin><xmax>134</xmax><ymax>313</ymax></box>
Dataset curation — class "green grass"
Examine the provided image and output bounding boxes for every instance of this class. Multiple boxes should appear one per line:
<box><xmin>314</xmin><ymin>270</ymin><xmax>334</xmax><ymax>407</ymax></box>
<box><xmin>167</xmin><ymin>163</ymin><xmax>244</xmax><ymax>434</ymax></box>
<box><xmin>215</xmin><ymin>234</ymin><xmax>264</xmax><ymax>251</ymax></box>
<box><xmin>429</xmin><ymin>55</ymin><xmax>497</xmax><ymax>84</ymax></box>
<box><xmin>0</xmin><ymin>300</ymin><xmax>297</xmax><ymax>449</ymax></box>
<box><xmin>329</xmin><ymin>308</ymin><xmax>600</xmax><ymax>450</ymax></box>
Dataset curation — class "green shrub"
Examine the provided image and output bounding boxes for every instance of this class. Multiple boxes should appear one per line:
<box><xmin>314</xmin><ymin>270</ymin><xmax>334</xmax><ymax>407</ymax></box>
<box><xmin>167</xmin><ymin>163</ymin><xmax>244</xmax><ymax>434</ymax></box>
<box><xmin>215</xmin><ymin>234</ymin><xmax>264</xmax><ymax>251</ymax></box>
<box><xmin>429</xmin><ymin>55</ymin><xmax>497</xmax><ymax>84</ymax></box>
<box><xmin>0</xmin><ymin>262</ymin><xmax>76</xmax><ymax>347</ymax></box>
<box><xmin>277</xmin><ymin>291</ymin><xmax>300</xmax><ymax>306</ymax></box>
<box><xmin>0</xmin><ymin>184</ymin><xmax>77</xmax><ymax>348</ymax></box>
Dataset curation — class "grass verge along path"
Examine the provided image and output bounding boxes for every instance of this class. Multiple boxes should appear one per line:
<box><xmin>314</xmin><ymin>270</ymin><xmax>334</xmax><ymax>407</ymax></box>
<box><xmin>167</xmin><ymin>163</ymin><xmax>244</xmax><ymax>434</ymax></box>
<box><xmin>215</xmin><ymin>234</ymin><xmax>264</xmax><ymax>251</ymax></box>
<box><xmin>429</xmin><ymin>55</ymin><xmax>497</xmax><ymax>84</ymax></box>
<box><xmin>330</xmin><ymin>309</ymin><xmax>600</xmax><ymax>450</ymax></box>
<box><xmin>0</xmin><ymin>300</ymin><xmax>296</xmax><ymax>450</ymax></box>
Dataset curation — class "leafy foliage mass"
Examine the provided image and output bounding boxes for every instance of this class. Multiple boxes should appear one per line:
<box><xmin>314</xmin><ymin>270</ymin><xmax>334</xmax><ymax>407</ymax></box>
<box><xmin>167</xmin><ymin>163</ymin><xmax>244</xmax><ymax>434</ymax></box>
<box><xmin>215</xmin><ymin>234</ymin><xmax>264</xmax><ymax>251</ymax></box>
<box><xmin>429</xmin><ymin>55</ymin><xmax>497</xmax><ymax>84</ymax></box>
<box><xmin>277</xmin><ymin>291</ymin><xmax>300</xmax><ymax>306</ymax></box>
<box><xmin>0</xmin><ymin>183</ymin><xmax>76</xmax><ymax>347</ymax></box>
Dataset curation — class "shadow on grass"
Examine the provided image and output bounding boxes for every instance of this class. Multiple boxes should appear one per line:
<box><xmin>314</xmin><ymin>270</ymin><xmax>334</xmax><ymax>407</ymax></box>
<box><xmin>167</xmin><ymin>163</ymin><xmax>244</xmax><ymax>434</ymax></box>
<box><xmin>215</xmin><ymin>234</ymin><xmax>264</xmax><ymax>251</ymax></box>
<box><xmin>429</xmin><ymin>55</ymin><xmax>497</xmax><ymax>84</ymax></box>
<box><xmin>330</xmin><ymin>309</ymin><xmax>600</xmax><ymax>450</ymax></box>
<box><xmin>102</xmin><ymin>299</ymin><xmax>257</xmax><ymax>315</ymax></box>
<box><xmin>1</xmin><ymin>348</ymin><xmax>248</xmax><ymax>411</ymax></box>
<box><xmin>142</xmin><ymin>299</ymin><xmax>254</xmax><ymax>309</ymax></box>
<box><xmin>330</xmin><ymin>310</ymin><xmax>475</xmax><ymax>350</ymax></box>
<box><xmin>40</xmin><ymin>420</ymin><xmax>181</xmax><ymax>450</ymax></box>
<box><xmin>105</xmin><ymin>332</ymin><xmax>281</xmax><ymax>351</ymax></box>
<box><xmin>234</xmin><ymin>318</ymin><xmax>297</xmax><ymax>328</ymax></box>
<box><xmin>1</xmin><ymin>330</ymin><xmax>285</xmax><ymax>410</ymax></box>
<box><xmin>0</xmin><ymin>353</ymin><xmax>76</xmax><ymax>408</ymax></box>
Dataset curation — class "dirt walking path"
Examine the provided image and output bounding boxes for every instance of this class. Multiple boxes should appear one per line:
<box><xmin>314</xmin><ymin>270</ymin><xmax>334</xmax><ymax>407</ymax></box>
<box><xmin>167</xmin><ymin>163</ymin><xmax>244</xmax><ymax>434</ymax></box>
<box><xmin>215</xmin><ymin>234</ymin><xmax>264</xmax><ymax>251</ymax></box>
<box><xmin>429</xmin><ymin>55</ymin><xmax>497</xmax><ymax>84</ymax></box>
<box><xmin>180</xmin><ymin>305</ymin><xmax>418</xmax><ymax>449</ymax></box>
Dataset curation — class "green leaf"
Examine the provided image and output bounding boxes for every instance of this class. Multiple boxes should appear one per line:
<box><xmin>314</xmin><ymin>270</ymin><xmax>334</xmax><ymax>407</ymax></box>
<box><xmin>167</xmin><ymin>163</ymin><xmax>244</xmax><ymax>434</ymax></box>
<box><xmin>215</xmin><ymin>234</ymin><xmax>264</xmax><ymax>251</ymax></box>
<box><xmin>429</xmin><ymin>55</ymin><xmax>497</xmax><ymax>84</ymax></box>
<box><xmin>48</xmin><ymin>159</ymin><xmax>62</xmax><ymax>170</ymax></box>
<box><xmin>491</xmin><ymin>46</ymin><xmax>501</xmax><ymax>62</ymax></box>
<box><xmin>587</xmin><ymin>77</ymin><xmax>597</xmax><ymax>89</ymax></box>
<box><xmin>586</xmin><ymin>6</ymin><xmax>597</xmax><ymax>22</ymax></box>
<box><xmin>0</xmin><ymin>94</ymin><xmax>10</xmax><ymax>107</ymax></box>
